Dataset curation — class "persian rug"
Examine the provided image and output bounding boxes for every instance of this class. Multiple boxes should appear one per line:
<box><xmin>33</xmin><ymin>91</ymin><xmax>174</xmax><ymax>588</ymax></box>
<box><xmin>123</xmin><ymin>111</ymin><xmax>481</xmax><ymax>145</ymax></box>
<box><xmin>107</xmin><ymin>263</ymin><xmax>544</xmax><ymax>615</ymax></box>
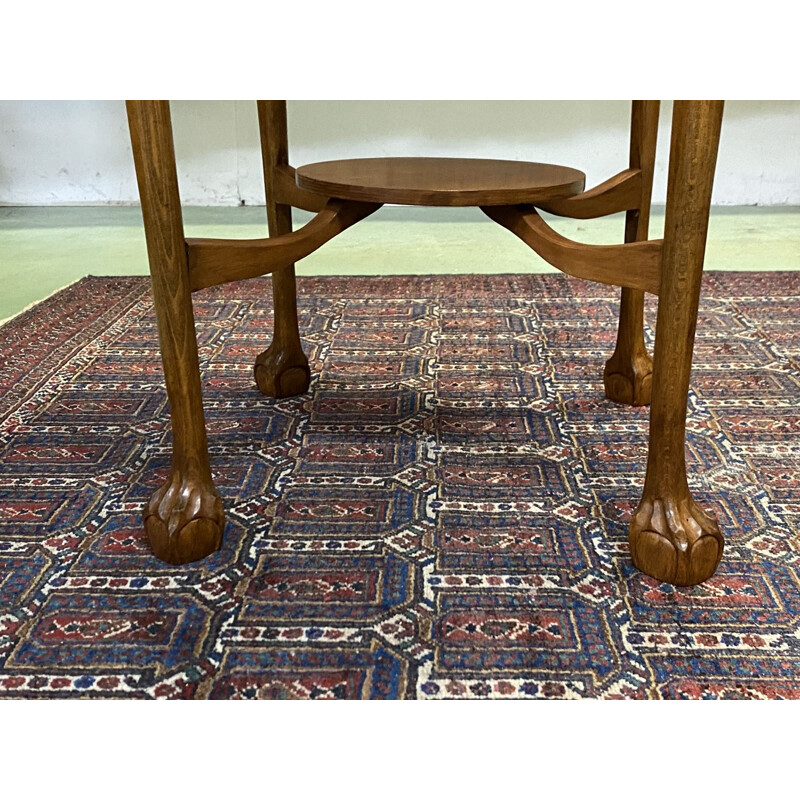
<box><xmin>1</xmin><ymin>272</ymin><xmax>799</xmax><ymax>699</ymax></box>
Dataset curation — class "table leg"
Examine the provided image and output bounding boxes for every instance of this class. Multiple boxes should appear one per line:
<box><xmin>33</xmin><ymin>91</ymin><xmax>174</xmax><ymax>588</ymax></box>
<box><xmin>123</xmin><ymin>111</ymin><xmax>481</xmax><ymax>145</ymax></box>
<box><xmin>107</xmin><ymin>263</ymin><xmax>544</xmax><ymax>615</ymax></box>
<box><xmin>604</xmin><ymin>100</ymin><xmax>659</xmax><ymax>406</ymax></box>
<box><xmin>630</xmin><ymin>100</ymin><xmax>724</xmax><ymax>586</ymax></box>
<box><xmin>127</xmin><ymin>100</ymin><xmax>224</xmax><ymax>564</ymax></box>
<box><xmin>254</xmin><ymin>100</ymin><xmax>311</xmax><ymax>398</ymax></box>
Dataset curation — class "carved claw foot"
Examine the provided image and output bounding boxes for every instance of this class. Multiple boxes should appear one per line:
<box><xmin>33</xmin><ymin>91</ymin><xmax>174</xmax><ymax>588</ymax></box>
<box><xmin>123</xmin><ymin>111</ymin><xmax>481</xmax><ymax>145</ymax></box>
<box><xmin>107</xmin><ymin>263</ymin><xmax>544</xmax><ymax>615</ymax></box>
<box><xmin>254</xmin><ymin>342</ymin><xmax>311</xmax><ymax>399</ymax></box>
<box><xmin>629</xmin><ymin>494</ymin><xmax>723</xmax><ymax>586</ymax></box>
<box><xmin>603</xmin><ymin>352</ymin><xmax>653</xmax><ymax>406</ymax></box>
<box><xmin>143</xmin><ymin>472</ymin><xmax>224</xmax><ymax>565</ymax></box>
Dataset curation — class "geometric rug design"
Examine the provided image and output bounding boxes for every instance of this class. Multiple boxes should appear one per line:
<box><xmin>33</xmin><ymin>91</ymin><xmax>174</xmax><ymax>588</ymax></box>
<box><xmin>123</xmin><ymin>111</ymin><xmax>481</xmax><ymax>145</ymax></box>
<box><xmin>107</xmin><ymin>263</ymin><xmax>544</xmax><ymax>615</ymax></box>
<box><xmin>0</xmin><ymin>272</ymin><xmax>799</xmax><ymax>699</ymax></box>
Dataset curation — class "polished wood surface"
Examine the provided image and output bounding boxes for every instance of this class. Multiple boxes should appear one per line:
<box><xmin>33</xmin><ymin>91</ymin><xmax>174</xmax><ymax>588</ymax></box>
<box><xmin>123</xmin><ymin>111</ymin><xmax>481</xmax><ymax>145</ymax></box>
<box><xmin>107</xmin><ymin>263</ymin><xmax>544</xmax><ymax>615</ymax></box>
<box><xmin>126</xmin><ymin>100</ymin><xmax>224</xmax><ymax>565</ymax></box>
<box><xmin>186</xmin><ymin>198</ymin><xmax>381</xmax><ymax>290</ymax></box>
<box><xmin>630</xmin><ymin>100</ymin><xmax>725</xmax><ymax>586</ymax></box>
<box><xmin>255</xmin><ymin>100</ymin><xmax>313</xmax><ymax>398</ymax></box>
<box><xmin>296</xmin><ymin>157</ymin><xmax>585</xmax><ymax>207</ymax></box>
<box><xmin>258</xmin><ymin>100</ymin><xmax>293</xmax><ymax>238</ymax></box>
<box><xmin>538</xmin><ymin>168</ymin><xmax>642</xmax><ymax>219</ymax></box>
<box><xmin>482</xmin><ymin>204</ymin><xmax>662</xmax><ymax>295</ymax></box>
<box><xmin>604</xmin><ymin>100</ymin><xmax>660</xmax><ymax>406</ymax></box>
<box><xmin>274</xmin><ymin>164</ymin><xmax>327</xmax><ymax>212</ymax></box>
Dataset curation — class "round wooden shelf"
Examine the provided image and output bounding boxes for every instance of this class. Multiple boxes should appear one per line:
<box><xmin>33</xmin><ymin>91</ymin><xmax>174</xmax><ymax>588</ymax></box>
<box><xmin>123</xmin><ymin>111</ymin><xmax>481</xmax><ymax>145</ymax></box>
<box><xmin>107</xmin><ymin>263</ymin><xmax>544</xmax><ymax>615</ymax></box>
<box><xmin>295</xmin><ymin>157</ymin><xmax>586</xmax><ymax>207</ymax></box>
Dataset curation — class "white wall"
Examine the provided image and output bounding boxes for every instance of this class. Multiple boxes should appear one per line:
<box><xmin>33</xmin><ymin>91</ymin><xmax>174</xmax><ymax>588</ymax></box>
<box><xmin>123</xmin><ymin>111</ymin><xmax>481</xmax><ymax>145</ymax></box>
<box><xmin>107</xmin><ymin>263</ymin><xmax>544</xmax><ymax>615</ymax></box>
<box><xmin>1</xmin><ymin>100</ymin><xmax>799</xmax><ymax>206</ymax></box>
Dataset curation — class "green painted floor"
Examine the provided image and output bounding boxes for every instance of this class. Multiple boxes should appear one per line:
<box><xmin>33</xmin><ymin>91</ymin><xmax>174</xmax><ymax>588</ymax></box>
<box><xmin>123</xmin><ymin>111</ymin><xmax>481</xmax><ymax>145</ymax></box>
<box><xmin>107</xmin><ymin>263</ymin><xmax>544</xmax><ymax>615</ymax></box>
<box><xmin>2</xmin><ymin>205</ymin><xmax>799</xmax><ymax>324</ymax></box>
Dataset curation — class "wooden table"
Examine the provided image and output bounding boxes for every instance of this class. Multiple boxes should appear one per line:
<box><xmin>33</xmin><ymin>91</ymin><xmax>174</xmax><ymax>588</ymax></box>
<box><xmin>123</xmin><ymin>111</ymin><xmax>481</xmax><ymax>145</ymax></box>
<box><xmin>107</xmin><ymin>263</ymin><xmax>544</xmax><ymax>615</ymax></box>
<box><xmin>127</xmin><ymin>100</ymin><xmax>724</xmax><ymax>586</ymax></box>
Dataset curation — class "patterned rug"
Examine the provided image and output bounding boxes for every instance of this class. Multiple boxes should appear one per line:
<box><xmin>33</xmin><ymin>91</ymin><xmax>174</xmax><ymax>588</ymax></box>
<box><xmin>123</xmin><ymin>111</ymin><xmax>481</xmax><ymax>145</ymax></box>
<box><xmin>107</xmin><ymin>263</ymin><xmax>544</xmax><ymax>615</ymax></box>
<box><xmin>1</xmin><ymin>272</ymin><xmax>799</xmax><ymax>699</ymax></box>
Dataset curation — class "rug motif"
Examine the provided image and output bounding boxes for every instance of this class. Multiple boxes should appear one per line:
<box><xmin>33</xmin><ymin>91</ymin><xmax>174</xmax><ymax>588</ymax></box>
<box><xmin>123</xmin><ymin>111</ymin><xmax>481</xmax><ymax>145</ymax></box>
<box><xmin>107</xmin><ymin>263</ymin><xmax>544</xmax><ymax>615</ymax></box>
<box><xmin>0</xmin><ymin>272</ymin><xmax>799</xmax><ymax>699</ymax></box>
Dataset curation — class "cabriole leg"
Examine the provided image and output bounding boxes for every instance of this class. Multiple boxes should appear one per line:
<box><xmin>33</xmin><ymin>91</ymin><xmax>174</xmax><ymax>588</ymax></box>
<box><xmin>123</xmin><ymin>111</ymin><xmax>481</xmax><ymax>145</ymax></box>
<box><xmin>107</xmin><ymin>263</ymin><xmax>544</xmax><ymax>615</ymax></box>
<box><xmin>629</xmin><ymin>100</ymin><xmax>725</xmax><ymax>586</ymax></box>
<box><xmin>254</xmin><ymin>100</ymin><xmax>311</xmax><ymax>398</ymax></box>
<box><xmin>604</xmin><ymin>100</ymin><xmax>659</xmax><ymax>406</ymax></box>
<box><xmin>127</xmin><ymin>100</ymin><xmax>224</xmax><ymax>565</ymax></box>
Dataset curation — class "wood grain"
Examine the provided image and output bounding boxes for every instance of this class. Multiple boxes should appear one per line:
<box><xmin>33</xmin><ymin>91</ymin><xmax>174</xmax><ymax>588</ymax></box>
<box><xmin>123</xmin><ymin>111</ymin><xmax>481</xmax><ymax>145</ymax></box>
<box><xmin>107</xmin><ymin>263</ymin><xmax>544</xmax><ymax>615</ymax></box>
<box><xmin>630</xmin><ymin>100</ymin><xmax>725</xmax><ymax>586</ymax></box>
<box><xmin>186</xmin><ymin>198</ymin><xmax>382</xmax><ymax>291</ymax></box>
<box><xmin>604</xmin><ymin>100</ymin><xmax>661</xmax><ymax>406</ymax></box>
<box><xmin>296</xmin><ymin>157</ymin><xmax>585</xmax><ymax>207</ymax></box>
<box><xmin>482</xmin><ymin>204</ymin><xmax>663</xmax><ymax>295</ymax></box>
<box><xmin>255</xmin><ymin>101</ymin><xmax>313</xmax><ymax>397</ymax></box>
<box><xmin>274</xmin><ymin>164</ymin><xmax>327</xmax><ymax>212</ymax></box>
<box><xmin>126</xmin><ymin>100</ymin><xmax>224</xmax><ymax>565</ymax></box>
<box><xmin>537</xmin><ymin>168</ymin><xmax>643</xmax><ymax>219</ymax></box>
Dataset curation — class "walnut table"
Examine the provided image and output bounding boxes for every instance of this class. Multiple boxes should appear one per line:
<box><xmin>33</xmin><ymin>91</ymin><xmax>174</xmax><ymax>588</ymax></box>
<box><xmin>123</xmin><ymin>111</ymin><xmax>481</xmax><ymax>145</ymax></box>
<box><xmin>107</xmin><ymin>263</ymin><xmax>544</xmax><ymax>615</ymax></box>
<box><xmin>127</xmin><ymin>100</ymin><xmax>724</xmax><ymax>586</ymax></box>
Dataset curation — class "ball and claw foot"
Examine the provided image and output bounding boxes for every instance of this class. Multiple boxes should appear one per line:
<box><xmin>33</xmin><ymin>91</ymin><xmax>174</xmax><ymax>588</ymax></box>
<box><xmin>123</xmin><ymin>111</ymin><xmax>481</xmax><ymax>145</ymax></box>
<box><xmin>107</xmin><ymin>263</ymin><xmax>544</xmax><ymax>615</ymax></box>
<box><xmin>629</xmin><ymin>494</ymin><xmax>723</xmax><ymax>586</ymax></box>
<box><xmin>143</xmin><ymin>472</ymin><xmax>224</xmax><ymax>565</ymax></box>
<box><xmin>604</xmin><ymin>353</ymin><xmax>654</xmax><ymax>406</ymax></box>
<box><xmin>254</xmin><ymin>342</ymin><xmax>311</xmax><ymax>399</ymax></box>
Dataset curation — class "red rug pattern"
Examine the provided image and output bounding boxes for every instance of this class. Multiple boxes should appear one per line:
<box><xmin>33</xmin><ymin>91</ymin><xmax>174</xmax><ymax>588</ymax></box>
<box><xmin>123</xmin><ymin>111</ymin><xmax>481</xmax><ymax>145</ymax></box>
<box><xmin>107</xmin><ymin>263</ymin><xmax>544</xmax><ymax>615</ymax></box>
<box><xmin>0</xmin><ymin>272</ymin><xmax>799</xmax><ymax>698</ymax></box>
